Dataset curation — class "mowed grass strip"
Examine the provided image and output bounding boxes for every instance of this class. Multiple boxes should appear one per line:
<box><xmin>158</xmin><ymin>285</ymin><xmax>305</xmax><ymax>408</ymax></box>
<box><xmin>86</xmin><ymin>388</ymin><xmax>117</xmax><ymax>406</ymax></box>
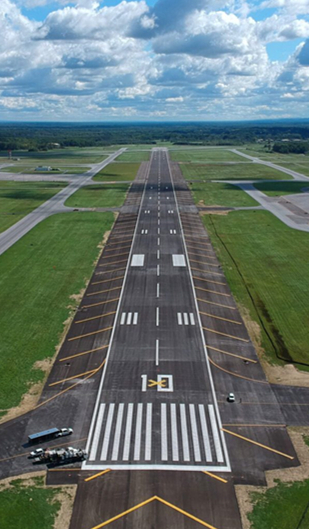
<box><xmin>188</xmin><ymin>181</ymin><xmax>258</xmax><ymax>207</ymax></box>
<box><xmin>170</xmin><ymin>148</ymin><xmax>243</xmax><ymax>162</ymax></box>
<box><xmin>180</xmin><ymin>162</ymin><xmax>290</xmax><ymax>180</ymax></box>
<box><xmin>94</xmin><ymin>162</ymin><xmax>140</xmax><ymax>182</ymax></box>
<box><xmin>0</xmin><ymin>181</ymin><xmax>65</xmax><ymax>233</ymax></box>
<box><xmin>248</xmin><ymin>479</ymin><xmax>309</xmax><ymax>529</ymax></box>
<box><xmin>0</xmin><ymin>211</ymin><xmax>114</xmax><ymax>411</ymax></box>
<box><xmin>117</xmin><ymin>151</ymin><xmax>150</xmax><ymax>162</ymax></box>
<box><xmin>65</xmin><ymin>183</ymin><xmax>130</xmax><ymax>208</ymax></box>
<box><xmin>0</xmin><ymin>477</ymin><xmax>62</xmax><ymax>529</ymax></box>
<box><xmin>254</xmin><ymin>181</ymin><xmax>308</xmax><ymax>196</ymax></box>
<box><xmin>203</xmin><ymin>210</ymin><xmax>309</xmax><ymax>367</ymax></box>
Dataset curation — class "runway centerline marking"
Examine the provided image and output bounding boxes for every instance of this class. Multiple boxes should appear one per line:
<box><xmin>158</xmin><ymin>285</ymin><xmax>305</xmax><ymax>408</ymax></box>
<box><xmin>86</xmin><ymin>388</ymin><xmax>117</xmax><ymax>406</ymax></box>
<box><xmin>156</xmin><ymin>339</ymin><xmax>159</xmax><ymax>366</ymax></box>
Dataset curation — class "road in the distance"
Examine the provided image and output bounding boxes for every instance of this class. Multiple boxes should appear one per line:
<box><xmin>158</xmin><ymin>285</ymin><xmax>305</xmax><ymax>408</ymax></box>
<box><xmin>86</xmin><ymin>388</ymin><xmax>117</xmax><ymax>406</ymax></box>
<box><xmin>83</xmin><ymin>148</ymin><xmax>230</xmax><ymax>471</ymax></box>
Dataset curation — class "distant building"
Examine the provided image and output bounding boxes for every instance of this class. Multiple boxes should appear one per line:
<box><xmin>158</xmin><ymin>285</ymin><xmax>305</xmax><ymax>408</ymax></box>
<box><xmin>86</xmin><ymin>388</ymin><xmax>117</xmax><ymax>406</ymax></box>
<box><xmin>35</xmin><ymin>166</ymin><xmax>52</xmax><ymax>172</ymax></box>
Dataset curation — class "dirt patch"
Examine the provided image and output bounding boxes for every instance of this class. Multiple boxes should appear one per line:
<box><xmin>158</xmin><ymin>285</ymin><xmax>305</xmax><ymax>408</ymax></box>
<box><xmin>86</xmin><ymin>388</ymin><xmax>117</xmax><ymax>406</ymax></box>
<box><xmin>236</xmin><ymin>427</ymin><xmax>309</xmax><ymax>529</ymax></box>
<box><xmin>0</xmin><ymin>471</ymin><xmax>46</xmax><ymax>490</ymax></box>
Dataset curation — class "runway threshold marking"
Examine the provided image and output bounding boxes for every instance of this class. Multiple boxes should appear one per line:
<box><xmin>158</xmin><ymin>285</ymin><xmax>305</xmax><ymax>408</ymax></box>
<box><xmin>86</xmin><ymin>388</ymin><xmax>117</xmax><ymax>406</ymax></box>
<box><xmin>202</xmin><ymin>471</ymin><xmax>228</xmax><ymax>484</ymax></box>
<box><xmin>193</xmin><ymin>276</ymin><xmax>226</xmax><ymax>286</ymax></box>
<box><xmin>197</xmin><ymin>298</ymin><xmax>236</xmax><ymax>310</ymax></box>
<box><xmin>86</xmin><ymin>286</ymin><xmax>121</xmax><ymax>297</ymax></box>
<box><xmin>85</xmin><ymin>469</ymin><xmax>111</xmax><ymax>482</ymax></box>
<box><xmin>98</xmin><ymin>259</ymin><xmax>128</xmax><ymax>267</ymax></box>
<box><xmin>68</xmin><ymin>326</ymin><xmax>113</xmax><ymax>341</ymax></box>
<box><xmin>90</xmin><ymin>496</ymin><xmax>219</xmax><ymax>529</ymax></box>
<box><xmin>209</xmin><ymin>358</ymin><xmax>268</xmax><ymax>384</ymax></box>
<box><xmin>200</xmin><ymin>311</ymin><xmax>242</xmax><ymax>325</ymax></box>
<box><xmin>222</xmin><ymin>428</ymin><xmax>294</xmax><ymax>460</ymax></box>
<box><xmin>49</xmin><ymin>368</ymin><xmax>96</xmax><ymax>386</ymax></box>
<box><xmin>82</xmin><ymin>297</ymin><xmax>120</xmax><ymax>309</ymax></box>
<box><xmin>60</xmin><ymin>344</ymin><xmax>109</xmax><ymax>361</ymax></box>
<box><xmin>196</xmin><ymin>287</ymin><xmax>230</xmax><ymax>297</ymax></box>
<box><xmin>92</xmin><ymin>276</ymin><xmax>125</xmax><ymax>286</ymax></box>
<box><xmin>191</xmin><ymin>267</ymin><xmax>224</xmax><ymax>277</ymax></box>
<box><xmin>203</xmin><ymin>327</ymin><xmax>249</xmax><ymax>342</ymax></box>
<box><xmin>190</xmin><ymin>259</ymin><xmax>219</xmax><ymax>268</ymax></box>
<box><xmin>207</xmin><ymin>345</ymin><xmax>257</xmax><ymax>364</ymax></box>
<box><xmin>75</xmin><ymin>311</ymin><xmax>116</xmax><ymax>324</ymax></box>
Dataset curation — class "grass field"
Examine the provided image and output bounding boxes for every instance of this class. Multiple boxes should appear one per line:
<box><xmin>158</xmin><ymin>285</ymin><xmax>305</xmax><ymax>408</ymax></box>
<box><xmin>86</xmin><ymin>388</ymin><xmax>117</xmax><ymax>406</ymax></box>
<box><xmin>1</xmin><ymin>166</ymin><xmax>90</xmax><ymax>174</ymax></box>
<box><xmin>0</xmin><ymin>477</ymin><xmax>61</xmax><ymax>529</ymax></box>
<box><xmin>248</xmin><ymin>480</ymin><xmax>309</xmax><ymax>529</ymax></box>
<box><xmin>93</xmin><ymin>162</ymin><xmax>140</xmax><ymax>182</ymax></box>
<box><xmin>0</xmin><ymin>181</ymin><xmax>65</xmax><ymax>233</ymax></box>
<box><xmin>203</xmin><ymin>210</ymin><xmax>309</xmax><ymax>367</ymax></box>
<box><xmin>254</xmin><ymin>181</ymin><xmax>308</xmax><ymax>196</ymax></box>
<box><xmin>0</xmin><ymin>147</ymin><xmax>109</xmax><ymax>165</ymax></box>
<box><xmin>180</xmin><ymin>162</ymin><xmax>290</xmax><ymax>181</ymax></box>
<box><xmin>170</xmin><ymin>148</ymin><xmax>243</xmax><ymax>162</ymax></box>
<box><xmin>65</xmin><ymin>184</ymin><xmax>129</xmax><ymax>208</ymax></box>
<box><xmin>189</xmin><ymin>181</ymin><xmax>258</xmax><ymax>207</ymax></box>
<box><xmin>0</xmin><ymin>211</ymin><xmax>114</xmax><ymax>411</ymax></box>
<box><xmin>117</xmin><ymin>151</ymin><xmax>150</xmax><ymax>162</ymax></box>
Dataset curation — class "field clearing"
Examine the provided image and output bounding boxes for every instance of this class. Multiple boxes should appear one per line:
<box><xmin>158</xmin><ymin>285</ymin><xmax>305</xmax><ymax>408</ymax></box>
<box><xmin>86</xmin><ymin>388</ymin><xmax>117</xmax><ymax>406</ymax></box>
<box><xmin>0</xmin><ymin>181</ymin><xmax>65</xmax><ymax>233</ymax></box>
<box><xmin>65</xmin><ymin>183</ymin><xmax>130</xmax><ymax>208</ymax></box>
<box><xmin>180</xmin><ymin>162</ymin><xmax>290</xmax><ymax>180</ymax></box>
<box><xmin>1</xmin><ymin>166</ymin><xmax>90</xmax><ymax>174</ymax></box>
<box><xmin>203</xmin><ymin>210</ymin><xmax>309</xmax><ymax>367</ymax></box>
<box><xmin>0</xmin><ymin>211</ymin><xmax>114</xmax><ymax>411</ymax></box>
<box><xmin>170</xmin><ymin>148</ymin><xmax>243</xmax><ymax>162</ymax></box>
<box><xmin>254</xmin><ymin>181</ymin><xmax>308</xmax><ymax>196</ymax></box>
<box><xmin>0</xmin><ymin>148</ymin><xmax>109</xmax><ymax>165</ymax></box>
<box><xmin>189</xmin><ymin>181</ymin><xmax>258</xmax><ymax>207</ymax></box>
<box><xmin>117</xmin><ymin>151</ymin><xmax>150</xmax><ymax>162</ymax></box>
<box><xmin>93</xmin><ymin>162</ymin><xmax>140</xmax><ymax>182</ymax></box>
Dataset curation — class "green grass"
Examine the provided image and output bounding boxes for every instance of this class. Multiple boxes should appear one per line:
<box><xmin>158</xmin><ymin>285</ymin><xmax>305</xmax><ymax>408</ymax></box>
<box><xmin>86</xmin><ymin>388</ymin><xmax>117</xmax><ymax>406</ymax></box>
<box><xmin>303</xmin><ymin>435</ymin><xmax>309</xmax><ymax>447</ymax></box>
<box><xmin>248</xmin><ymin>479</ymin><xmax>309</xmax><ymax>529</ymax></box>
<box><xmin>203</xmin><ymin>210</ymin><xmax>309</xmax><ymax>367</ymax></box>
<box><xmin>254</xmin><ymin>181</ymin><xmax>308</xmax><ymax>197</ymax></box>
<box><xmin>0</xmin><ymin>211</ymin><xmax>114</xmax><ymax>411</ymax></box>
<box><xmin>0</xmin><ymin>181</ymin><xmax>65</xmax><ymax>233</ymax></box>
<box><xmin>0</xmin><ymin>477</ymin><xmax>61</xmax><ymax>529</ymax></box>
<box><xmin>93</xmin><ymin>162</ymin><xmax>140</xmax><ymax>182</ymax></box>
<box><xmin>117</xmin><ymin>151</ymin><xmax>150</xmax><ymax>162</ymax></box>
<box><xmin>1</xmin><ymin>166</ymin><xmax>90</xmax><ymax>174</ymax></box>
<box><xmin>189</xmin><ymin>181</ymin><xmax>258</xmax><ymax>207</ymax></box>
<box><xmin>170</xmin><ymin>148</ymin><xmax>244</xmax><ymax>162</ymax></box>
<box><xmin>180</xmin><ymin>162</ymin><xmax>290</xmax><ymax>181</ymax></box>
<box><xmin>65</xmin><ymin>184</ymin><xmax>130</xmax><ymax>208</ymax></box>
<box><xmin>0</xmin><ymin>148</ymin><xmax>108</xmax><ymax>164</ymax></box>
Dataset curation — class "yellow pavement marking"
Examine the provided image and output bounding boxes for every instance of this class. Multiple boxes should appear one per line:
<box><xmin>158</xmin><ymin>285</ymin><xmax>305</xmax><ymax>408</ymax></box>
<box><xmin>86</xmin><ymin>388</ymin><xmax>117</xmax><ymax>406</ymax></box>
<box><xmin>92</xmin><ymin>276</ymin><xmax>124</xmax><ymax>286</ymax></box>
<box><xmin>91</xmin><ymin>496</ymin><xmax>156</xmax><ymax>529</ymax></box>
<box><xmin>99</xmin><ymin>259</ymin><xmax>128</xmax><ymax>267</ymax></box>
<box><xmin>202</xmin><ymin>471</ymin><xmax>228</xmax><ymax>484</ymax></box>
<box><xmin>200</xmin><ymin>311</ymin><xmax>242</xmax><ymax>325</ymax></box>
<box><xmin>190</xmin><ymin>259</ymin><xmax>219</xmax><ymax>268</ymax></box>
<box><xmin>0</xmin><ymin>437</ymin><xmax>88</xmax><ymax>464</ymax></box>
<box><xmin>105</xmin><ymin>245</ymin><xmax>131</xmax><ymax>253</ymax></box>
<box><xmin>106</xmin><ymin>238</ymin><xmax>132</xmax><ymax>246</ymax></box>
<box><xmin>222</xmin><ymin>428</ymin><xmax>294</xmax><ymax>460</ymax></box>
<box><xmin>95</xmin><ymin>267</ymin><xmax>126</xmax><ymax>275</ymax></box>
<box><xmin>68</xmin><ymin>326</ymin><xmax>113</xmax><ymax>341</ymax></box>
<box><xmin>196</xmin><ymin>286</ymin><xmax>230</xmax><ymax>297</ymax></box>
<box><xmin>209</xmin><ymin>358</ymin><xmax>268</xmax><ymax>384</ymax></box>
<box><xmin>197</xmin><ymin>298</ymin><xmax>236</xmax><ymax>310</ymax></box>
<box><xmin>207</xmin><ymin>345</ymin><xmax>257</xmax><ymax>364</ymax></box>
<box><xmin>193</xmin><ymin>276</ymin><xmax>225</xmax><ymax>286</ymax></box>
<box><xmin>222</xmin><ymin>424</ymin><xmax>286</xmax><ymax>428</ymax></box>
<box><xmin>102</xmin><ymin>251</ymin><xmax>129</xmax><ymax>259</ymax></box>
<box><xmin>60</xmin><ymin>344</ymin><xmax>109</xmax><ymax>361</ymax></box>
<box><xmin>148</xmin><ymin>379</ymin><xmax>167</xmax><ymax>388</ymax></box>
<box><xmin>156</xmin><ymin>496</ymin><xmax>219</xmax><ymax>529</ymax></box>
<box><xmin>86</xmin><ymin>286</ymin><xmax>121</xmax><ymax>297</ymax></box>
<box><xmin>189</xmin><ymin>252</ymin><xmax>216</xmax><ymax>260</ymax></box>
<box><xmin>203</xmin><ymin>327</ymin><xmax>249</xmax><ymax>342</ymax></box>
<box><xmin>85</xmin><ymin>469</ymin><xmax>111</xmax><ymax>482</ymax></box>
<box><xmin>75</xmin><ymin>311</ymin><xmax>116</xmax><ymax>324</ymax></box>
<box><xmin>82</xmin><ymin>297</ymin><xmax>120</xmax><ymax>309</ymax></box>
<box><xmin>191</xmin><ymin>267</ymin><xmax>224</xmax><ymax>277</ymax></box>
<box><xmin>49</xmin><ymin>368</ymin><xmax>96</xmax><ymax>387</ymax></box>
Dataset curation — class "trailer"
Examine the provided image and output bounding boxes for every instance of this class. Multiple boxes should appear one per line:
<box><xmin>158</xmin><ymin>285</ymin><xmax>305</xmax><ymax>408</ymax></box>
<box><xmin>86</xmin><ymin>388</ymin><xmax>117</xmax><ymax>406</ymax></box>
<box><xmin>33</xmin><ymin>447</ymin><xmax>87</xmax><ymax>465</ymax></box>
<box><xmin>28</xmin><ymin>428</ymin><xmax>60</xmax><ymax>444</ymax></box>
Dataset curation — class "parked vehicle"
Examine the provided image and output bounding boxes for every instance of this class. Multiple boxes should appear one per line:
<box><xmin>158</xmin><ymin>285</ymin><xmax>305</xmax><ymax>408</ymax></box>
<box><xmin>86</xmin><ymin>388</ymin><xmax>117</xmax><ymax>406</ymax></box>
<box><xmin>29</xmin><ymin>448</ymin><xmax>46</xmax><ymax>459</ymax></box>
<box><xmin>227</xmin><ymin>393</ymin><xmax>235</xmax><ymax>402</ymax></box>
<box><xmin>33</xmin><ymin>447</ymin><xmax>87</xmax><ymax>465</ymax></box>
<box><xmin>28</xmin><ymin>427</ymin><xmax>73</xmax><ymax>444</ymax></box>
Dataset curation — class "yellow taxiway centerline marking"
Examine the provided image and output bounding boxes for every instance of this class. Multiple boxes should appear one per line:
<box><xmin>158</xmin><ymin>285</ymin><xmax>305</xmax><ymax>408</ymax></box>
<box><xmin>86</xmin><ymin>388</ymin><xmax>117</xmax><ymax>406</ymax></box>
<box><xmin>102</xmin><ymin>251</ymin><xmax>129</xmax><ymax>259</ymax></box>
<box><xmin>209</xmin><ymin>358</ymin><xmax>268</xmax><ymax>384</ymax></box>
<box><xmin>191</xmin><ymin>267</ymin><xmax>224</xmax><ymax>277</ymax></box>
<box><xmin>190</xmin><ymin>259</ymin><xmax>219</xmax><ymax>268</ymax></box>
<box><xmin>104</xmin><ymin>245</ymin><xmax>131</xmax><ymax>253</ymax></box>
<box><xmin>92</xmin><ymin>276</ymin><xmax>124</xmax><ymax>286</ymax></box>
<box><xmin>85</xmin><ymin>469</ymin><xmax>111</xmax><ymax>482</ymax></box>
<box><xmin>95</xmin><ymin>267</ymin><xmax>126</xmax><ymax>276</ymax></box>
<box><xmin>207</xmin><ymin>345</ymin><xmax>257</xmax><ymax>363</ymax></box>
<box><xmin>98</xmin><ymin>259</ymin><xmax>128</xmax><ymax>267</ymax></box>
<box><xmin>196</xmin><ymin>286</ymin><xmax>230</xmax><ymax>297</ymax></box>
<box><xmin>193</xmin><ymin>276</ymin><xmax>226</xmax><ymax>286</ymax></box>
<box><xmin>203</xmin><ymin>327</ymin><xmax>249</xmax><ymax>342</ymax></box>
<box><xmin>49</xmin><ymin>368</ymin><xmax>96</xmax><ymax>386</ymax></box>
<box><xmin>197</xmin><ymin>298</ymin><xmax>236</xmax><ymax>310</ymax></box>
<box><xmin>75</xmin><ymin>311</ymin><xmax>116</xmax><ymax>324</ymax></box>
<box><xmin>60</xmin><ymin>344</ymin><xmax>109</xmax><ymax>362</ymax></box>
<box><xmin>222</xmin><ymin>428</ymin><xmax>294</xmax><ymax>460</ymax></box>
<box><xmin>202</xmin><ymin>471</ymin><xmax>228</xmax><ymax>484</ymax></box>
<box><xmin>200</xmin><ymin>311</ymin><xmax>242</xmax><ymax>325</ymax></box>
<box><xmin>82</xmin><ymin>297</ymin><xmax>120</xmax><ymax>309</ymax></box>
<box><xmin>68</xmin><ymin>326</ymin><xmax>113</xmax><ymax>341</ymax></box>
<box><xmin>86</xmin><ymin>286</ymin><xmax>121</xmax><ymax>297</ymax></box>
<box><xmin>91</xmin><ymin>496</ymin><xmax>156</xmax><ymax>529</ymax></box>
<box><xmin>155</xmin><ymin>496</ymin><xmax>219</xmax><ymax>529</ymax></box>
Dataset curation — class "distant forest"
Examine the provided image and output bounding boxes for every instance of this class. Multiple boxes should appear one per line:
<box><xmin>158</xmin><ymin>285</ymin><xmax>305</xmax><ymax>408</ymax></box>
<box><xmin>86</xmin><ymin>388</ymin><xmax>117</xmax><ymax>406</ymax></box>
<box><xmin>1</xmin><ymin>121</ymin><xmax>309</xmax><ymax>153</ymax></box>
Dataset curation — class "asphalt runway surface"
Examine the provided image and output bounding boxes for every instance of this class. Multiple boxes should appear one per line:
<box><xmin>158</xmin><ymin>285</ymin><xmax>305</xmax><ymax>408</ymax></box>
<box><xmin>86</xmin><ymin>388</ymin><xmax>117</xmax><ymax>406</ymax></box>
<box><xmin>0</xmin><ymin>149</ymin><xmax>307</xmax><ymax>529</ymax></box>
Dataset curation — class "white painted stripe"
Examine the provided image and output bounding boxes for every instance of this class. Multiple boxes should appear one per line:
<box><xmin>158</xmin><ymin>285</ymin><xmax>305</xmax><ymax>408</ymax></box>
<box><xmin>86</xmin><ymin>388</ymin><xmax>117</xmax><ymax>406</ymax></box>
<box><xmin>189</xmin><ymin>313</ymin><xmax>195</xmax><ymax>325</ymax></box>
<box><xmin>100</xmin><ymin>403</ymin><xmax>115</xmax><ymax>460</ymax></box>
<box><xmin>145</xmin><ymin>403</ymin><xmax>152</xmax><ymax>461</ymax></box>
<box><xmin>170</xmin><ymin>229</ymin><xmax>172</xmax><ymax>234</ymax></box>
<box><xmin>157</xmin><ymin>283</ymin><xmax>160</xmax><ymax>298</ymax></box>
<box><xmin>126</xmin><ymin>312</ymin><xmax>132</xmax><ymax>325</ymax></box>
<box><xmin>174</xmin><ymin>230</ymin><xmax>176</xmax><ymax>234</ymax></box>
<box><xmin>156</xmin><ymin>307</ymin><xmax>159</xmax><ymax>327</ymax></box>
<box><xmin>183</xmin><ymin>313</ymin><xmax>189</xmax><ymax>325</ymax></box>
<box><xmin>111</xmin><ymin>403</ymin><xmax>124</xmax><ymax>461</ymax></box>
<box><xmin>161</xmin><ymin>403</ymin><xmax>168</xmax><ymax>461</ymax></box>
<box><xmin>157</xmin><ymin>237</ymin><xmax>160</xmax><ymax>246</ymax></box>
<box><xmin>141</xmin><ymin>229</ymin><xmax>144</xmax><ymax>234</ymax></box>
<box><xmin>134</xmin><ymin>403</ymin><xmax>143</xmax><ymax>461</ymax></box>
<box><xmin>123</xmin><ymin>403</ymin><xmax>133</xmax><ymax>461</ymax></box>
<box><xmin>172</xmin><ymin>254</ymin><xmax>186</xmax><ymax>267</ymax></box>
<box><xmin>157</xmin><ymin>250</ymin><xmax>160</xmax><ymax>259</ymax></box>
<box><xmin>133</xmin><ymin>312</ymin><xmax>138</xmax><ymax>325</ymax></box>
<box><xmin>131</xmin><ymin>254</ymin><xmax>145</xmax><ymax>267</ymax></box>
<box><xmin>157</xmin><ymin>264</ymin><xmax>160</xmax><ymax>276</ymax></box>
<box><xmin>170</xmin><ymin>403</ymin><xmax>179</xmax><ymax>461</ymax></box>
<box><xmin>145</xmin><ymin>230</ymin><xmax>148</xmax><ymax>234</ymax></box>
<box><xmin>189</xmin><ymin>404</ymin><xmax>201</xmax><ymax>462</ymax></box>
<box><xmin>89</xmin><ymin>403</ymin><xmax>106</xmax><ymax>461</ymax></box>
<box><xmin>180</xmin><ymin>404</ymin><xmax>190</xmax><ymax>461</ymax></box>
<box><xmin>177</xmin><ymin>312</ymin><xmax>182</xmax><ymax>325</ymax></box>
<box><xmin>120</xmin><ymin>312</ymin><xmax>126</xmax><ymax>325</ymax></box>
<box><xmin>198</xmin><ymin>405</ymin><xmax>212</xmax><ymax>462</ymax></box>
<box><xmin>208</xmin><ymin>405</ymin><xmax>224</xmax><ymax>463</ymax></box>
<box><xmin>158</xmin><ymin>228</ymin><xmax>160</xmax><ymax>234</ymax></box>
<box><xmin>156</xmin><ymin>339</ymin><xmax>159</xmax><ymax>366</ymax></box>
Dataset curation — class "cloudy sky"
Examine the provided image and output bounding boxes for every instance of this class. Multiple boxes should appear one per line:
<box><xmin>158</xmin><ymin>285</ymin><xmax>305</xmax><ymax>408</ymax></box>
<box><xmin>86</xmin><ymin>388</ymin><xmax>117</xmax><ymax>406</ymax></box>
<box><xmin>1</xmin><ymin>0</ymin><xmax>309</xmax><ymax>121</ymax></box>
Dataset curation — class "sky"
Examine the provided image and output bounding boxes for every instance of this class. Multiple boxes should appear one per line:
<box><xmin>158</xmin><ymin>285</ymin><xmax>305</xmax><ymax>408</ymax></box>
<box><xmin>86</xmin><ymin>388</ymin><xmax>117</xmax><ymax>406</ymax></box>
<box><xmin>0</xmin><ymin>0</ymin><xmax>309</xmax><ymax>121</ymax></box>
